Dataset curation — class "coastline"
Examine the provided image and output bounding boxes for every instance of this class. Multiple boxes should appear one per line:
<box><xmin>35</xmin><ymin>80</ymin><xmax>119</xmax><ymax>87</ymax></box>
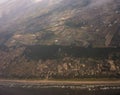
<box><xmin>0</xmin><ymin>79</ymin><xmax>120</xmax><ymax>95</ymax></box>
<box><xmin>0</xmin><ymin>79</ymin><xmax>120</xmax><ymax>85</ymax></box>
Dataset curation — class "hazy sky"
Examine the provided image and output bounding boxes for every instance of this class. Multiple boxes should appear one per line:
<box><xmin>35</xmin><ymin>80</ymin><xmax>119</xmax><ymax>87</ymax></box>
<box><xmin>0</xmin><ymin>0</ymin><xmax>43</xmax><ymax>4</ymax></box>
<box><xmin>0</xmin><ymin>0</ymin><xmax>8</xmax><ymax>4</ymax></box>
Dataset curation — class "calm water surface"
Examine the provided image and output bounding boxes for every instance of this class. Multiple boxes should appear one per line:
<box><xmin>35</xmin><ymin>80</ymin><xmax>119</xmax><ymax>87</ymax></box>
<box><xmin>0</xmin><ymin>85</ymin><xmax>120</xmax><ymax>95</ymax></box>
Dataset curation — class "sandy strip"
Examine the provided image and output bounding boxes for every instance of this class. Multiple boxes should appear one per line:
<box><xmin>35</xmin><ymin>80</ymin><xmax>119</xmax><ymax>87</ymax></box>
<box><xmin>0</xmin><ymin>79</ymin><xmax>120</xmax><ymax>85</ymax></box>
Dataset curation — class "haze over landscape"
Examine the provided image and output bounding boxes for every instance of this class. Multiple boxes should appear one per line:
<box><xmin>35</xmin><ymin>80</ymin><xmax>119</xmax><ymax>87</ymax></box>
<box><xmin>0</xmin><ymin>0</ymin><xmax>120</xmax><ymax>95</ymax></box>
<box><xmin>0</xmin><ymin>0</ymin><xmax>119</xmax><ymax>47</ymax></box>
<box><xmin>0</xmin><ymin>0</ymin><xmax>119</xmax><ymax>79</ymax></box>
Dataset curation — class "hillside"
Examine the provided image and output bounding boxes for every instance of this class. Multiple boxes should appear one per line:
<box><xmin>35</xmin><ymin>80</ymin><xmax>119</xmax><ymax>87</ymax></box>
<box><xmin>0</xmin><ymin>0</ymin><xmax>119</xmax><ymax>47</ymax></box>
<box><xmin>0</xmin><ymin>0</ymin><xmax>119</xmax><ymax>79</ymax></box>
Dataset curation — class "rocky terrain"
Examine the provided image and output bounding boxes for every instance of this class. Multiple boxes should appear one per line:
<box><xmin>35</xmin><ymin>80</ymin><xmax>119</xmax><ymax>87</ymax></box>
<box><xmin>0</xmin><ymin>45</ymin><xmax>119</xmax><ymax>79</ymax></box>
<box><xmin>0</xmin><ymin>0</ymin><xmax>119</xmax><ymax>79</ymax></box>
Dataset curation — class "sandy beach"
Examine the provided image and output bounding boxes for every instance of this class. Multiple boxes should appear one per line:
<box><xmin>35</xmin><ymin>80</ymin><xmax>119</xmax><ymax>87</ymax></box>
<box><xmin>0</xmin><ymin>79</ymin><xmax>120</xmax><ymax>85</ymax></box>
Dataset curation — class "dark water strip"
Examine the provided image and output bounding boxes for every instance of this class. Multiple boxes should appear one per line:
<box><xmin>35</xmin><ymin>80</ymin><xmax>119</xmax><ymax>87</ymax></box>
<box><xmin>0</xmin><ymin>83</ymin><xmax>120</xmax><ymax>95</ymax></box>
<box><xmin>0</xmin><ymin>86</ymin><xmax>120</xmax><ymax>95</ymax></box>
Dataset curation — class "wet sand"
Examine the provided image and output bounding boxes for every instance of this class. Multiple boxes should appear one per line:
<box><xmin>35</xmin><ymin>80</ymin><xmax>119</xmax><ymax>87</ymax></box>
<box><xmin>0</xmin><ymin>79</ymin><xmax>120</xmax><ymax>89</ymax></box>
<box><xmin>0</xmin><ymin>79</ymin><xmax>120</xmax><ymax>85</ymax></box>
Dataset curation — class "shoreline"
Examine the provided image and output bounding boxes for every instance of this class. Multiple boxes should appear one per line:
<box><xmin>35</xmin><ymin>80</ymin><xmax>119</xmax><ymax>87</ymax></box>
<box><xmin>0</xmin><ymin>79</ymin><xmax>120</xmax><ymax>85</ymax></box>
